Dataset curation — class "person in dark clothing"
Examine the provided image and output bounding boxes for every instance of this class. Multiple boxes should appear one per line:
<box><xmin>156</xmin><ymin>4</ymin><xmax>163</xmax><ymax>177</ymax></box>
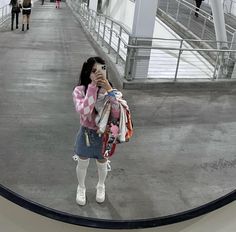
<box><xmin>9</xmin><ymin>0</ymin><xmax>21</xmax><ymax>30</ymax></box>
<box><xmin>21</xmin><ymin>0</ymin><xmax>32</xmax><ymax>31</ymax></box>
<box><xmin>195</xmin><ymin>0</ymin><xmax>203</xmax><ymax>17</ymax></box>
<box><xmin>41</xmin><ymin>0</ymin><xmax>44</xmax><ymax>5</ymax></box>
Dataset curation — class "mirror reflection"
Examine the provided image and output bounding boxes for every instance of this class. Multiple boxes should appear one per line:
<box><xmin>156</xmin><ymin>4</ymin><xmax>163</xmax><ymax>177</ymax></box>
<box><xmin>0</xmin><ymin>0</ymin><xmax>236</xmax><ymax>221</ymax></box>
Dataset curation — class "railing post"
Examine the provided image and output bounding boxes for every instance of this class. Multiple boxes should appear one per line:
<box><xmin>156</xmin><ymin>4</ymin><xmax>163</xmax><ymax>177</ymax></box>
<box><xmin>102</xmin><ymin>17</ymin><xmax>107</xmax><ymax>47</ymax></box>
<box><xmin>213</xmin><ymin>51</ymin><xmax>220</xmax><ymax>79</ymax></box>
<box><xmin>92</xmin><ymin>11</ymin><xmax>95</xmax><ymax>32</ymax></box>
<box><xmin>81</xmin><ymin>2</ymin><xmax>84</xmax><ymax>18</ymax></box>
<box><xmin>174</xmin><ymin>40</ymin><xmax>183</xmax><ymax>81</ymax></box>
<box><xmin>116</xmin><ymin>27</ymin><xmax>122</xmax><ymax>64</ymax></box>
<box><xmin>176</xmin><ymin>0</ymin><xmax>181</xmax><ymax>21</ymax></box>
<box><xmin>124</xmin><ymin>47</ymin><xmax>135</xmax><ymax>81</ymax></box>
<box><xmin>89</xmin><ymin>11</ymin><xmax>93</xmax><ymax>32</ymax></box>
<box><xmin>124</xmin><ymin>38</ymin><xmax>136</xmax><ymax>81</ymax></box>
<box><xmin>85</xmin><ymin>10</ymin><xmax>89</xmax><ymax>27</ymax></box>
<box><xmin>187</xmin><ymin>9</ymin><xmax>192</xmax><ymax>29</ymax></box>
<box><xmin>108</xmin><ymin>21</ymin><xmax>114</xmax><ymax>54</ymax></box>
<box><xmin>166</xmin><ymin>0</ymin><xmax>169</xmax><ymax>13</ymax></box>
<box><xmin>97</xmin><ymin>14</ymin><xmax>101</xmax><ymax>41</ymax></box>
<box><xmin>201</xmin><ymin>17</ymin><xmax>207</xmax><ymax>40</ymax></box>
<box><xmin>229</xmin><ymin>32</ymin><xmax>236</xmax><ymax>60</ymax></box>
<box><xmin>92</xmin><ymin>12</ymin><xmax>97</xmax><ymax>36</ymax></box>
<box><xmin>229</xmin><ymin>0</ymin><xmax>233</xmax><ymax>14</ymax></box>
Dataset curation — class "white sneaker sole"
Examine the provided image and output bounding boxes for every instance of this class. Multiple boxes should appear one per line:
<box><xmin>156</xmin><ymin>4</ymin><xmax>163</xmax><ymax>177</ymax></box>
<box><xmin>96</xmin><ymin>186</ymin><xmax>105</xmax><ymax>203</ymax></box>
<box><xmin>76</xmin><ymin>186</ymin><xmax>86</xmax><ymax>206</ymax></box>
<box><xmin>96</xmin><ymin>197</ymin><xmax>105</xmax><ymax>203</ymax></box>
<box><xmin>76</xmin><ymin>198</ymin><xmax>86</xmax><ymax>206</ymax></box>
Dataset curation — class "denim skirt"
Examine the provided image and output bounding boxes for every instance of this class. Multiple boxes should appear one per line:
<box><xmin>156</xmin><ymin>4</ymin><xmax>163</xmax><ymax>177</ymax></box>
<box><xmin>74</xmin><ymin>126</ymin><xmax>104</xmax><ymax>160</ymax></box>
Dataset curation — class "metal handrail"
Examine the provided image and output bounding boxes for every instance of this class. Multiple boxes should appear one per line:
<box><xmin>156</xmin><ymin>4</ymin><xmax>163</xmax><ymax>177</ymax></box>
<box><xmin>98</xmin><ymin>23</ymin><xmax>235</xmax><ymax>52</ymax></box>
<box><xmin>67</xmin><ymin>0</ymin><xmax>236</xmax><ymax>82</ymax></box>
<box><xmin>80</xmin><ymin>2</ymin><xmax>235</xmax><ymax>50</ymax></box>
<box><xmin>125</xmin><ymin>45</ymin><xmax>235</xmax><ymax>53</ymax></box>
<box><xmin>79</xmin><ymin>1</ymin><xmax>235</xmax><ymax>46</ymax></box>
<box><xmin>82</xmin><ymin>4</ymin><xmax>131</xmax><ymax>36</ymax></box>
<box><xmin>0</xmin><ymin>3</ymin><xmax>11</xmax><ymax>26</ymax></box>
<box><xmin>181</xmin><ymin>0</ymin><xmax>236</xmax><ymax>33</ymax></box>
<box><xmin>128</xmin><ymin>36</ymin><xmax>235</xmax><ymax>46</ymax></box>
<box><xmin>157</xmin><ymin>0</ymin><xmax>236</xmax><ymax>46</ymax></box>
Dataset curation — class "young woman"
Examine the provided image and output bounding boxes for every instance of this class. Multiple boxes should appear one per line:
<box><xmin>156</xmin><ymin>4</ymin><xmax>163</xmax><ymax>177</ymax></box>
<box><xmin>21</xmin><ymin>0</ymin><xmax>32</xmax><ymax>31</ymax></box>
<box><xmin>9</xmin><ymin>0</ymin><xmax>21</xmax><ymax>30</ymax></box>
<box><xmin>72</xmin><ymin>57</ymin><xmax>121</xmax><ymax>206</ymax></box>
<box><xmin>55</xmin><ymin>0</ymin><xmax>61</xmax><ymax>8</ymax></box>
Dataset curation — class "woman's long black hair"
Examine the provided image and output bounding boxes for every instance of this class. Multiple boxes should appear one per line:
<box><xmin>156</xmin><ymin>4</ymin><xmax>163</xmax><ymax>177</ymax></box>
<box><xmin>23</xmin><ymin>0</ymin><xmax>31</xmax><ymax>7</ymax></box>
<box><xmin>76</xmin><ymin>57</ymin><xmax>108</xmax><ymax>93</ymax></box>
<box><xmin>10</xmin><ymin>0</ymin><xmax>18</xmax><ymax>5</ymax></box>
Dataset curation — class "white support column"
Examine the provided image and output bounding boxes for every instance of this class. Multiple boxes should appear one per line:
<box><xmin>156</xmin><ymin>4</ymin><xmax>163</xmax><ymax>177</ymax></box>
<box><xmin>210</xmin><ymin>0</ymin><xmax>229</xmax><ymax>78</ymax></box>
<box><xmin>232</xmin><ymin>64</ymin><xmax>236</xmax><ymax>78</ymax></box>
<box><xmin>230</xmin><ymin>32</ymin><xmax>236</xmax><ymax>79</ymax></box>
<box><xmin>210</xmin><ymin>0</ymin><xmax>228</xmax><ymax>49</ymax></box>
<box><xmin>128</xmin><ymin>0</ymin><xmax>158</xmax><ymax>79</ymax></box>
<box><xmin>88</xmin><ymin>0</ymin><xmax>98</xmax><ymax>12</ymax></box>
<box><xmin>132</xmin><ymin>0</ymin><xmax>158</xmax><ymax>38</ymax></box>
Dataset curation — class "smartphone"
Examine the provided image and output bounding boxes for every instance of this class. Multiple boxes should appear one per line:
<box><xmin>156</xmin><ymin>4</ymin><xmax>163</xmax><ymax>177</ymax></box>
<box><xmin>96</xmin><ymin>64</ymin><xmax>107</xmax><ymax>79</ymax></box>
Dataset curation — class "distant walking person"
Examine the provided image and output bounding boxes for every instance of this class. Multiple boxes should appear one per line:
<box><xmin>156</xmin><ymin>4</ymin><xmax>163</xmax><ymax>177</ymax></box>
<box><xmin>21</xmin><ymin>0</ymin><xmax>32</xmax><ymax>31</ymax></box>
<box><xmin>55</xmin><ymin>0</ymin><xmax>61</xmax><ymax>8</ymax></box>
<box><xmin>195</xmin><ymin>0</ymin><xmax>203</xmax><ymax>17</ymax></box>
<box><xmin>9</xmin><ymin>0</ymin><xmax>21</xmax><ymax>30</ymax></box>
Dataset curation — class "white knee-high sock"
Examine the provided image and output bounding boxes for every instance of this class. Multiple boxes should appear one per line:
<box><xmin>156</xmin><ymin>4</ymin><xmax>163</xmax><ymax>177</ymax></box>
<box><xmin>76</xmin><ymin>158</ymin><xmax>90</xmax><ymax>188</ymax></box>
<box><xmin>96</xmin><ymin>160</ymin><xmax>108</xmax><ymax>187</ymax></box>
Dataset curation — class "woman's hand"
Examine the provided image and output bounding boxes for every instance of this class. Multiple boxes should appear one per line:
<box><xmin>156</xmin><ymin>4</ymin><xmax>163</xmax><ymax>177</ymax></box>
<box><xmin>97</xmin><ymin>78</ymin><xmax>112</xmax><ymax>92</ymax></box>
<box><xmin>91</xmin><ymin>70</ymin><xmax>112</xmax><ymax>92</ymax></box>
<box><xmin>90</xmin><ymin>70</ymin><xmax>103</xmax><ymax>85</ymax></box>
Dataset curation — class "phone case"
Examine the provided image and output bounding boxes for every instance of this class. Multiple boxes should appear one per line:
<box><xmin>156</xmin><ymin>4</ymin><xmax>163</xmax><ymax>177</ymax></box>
<box><xmin>97</xmin><ymin>64</ymin><xmax>106</xmax><ymax>79</ymax></box>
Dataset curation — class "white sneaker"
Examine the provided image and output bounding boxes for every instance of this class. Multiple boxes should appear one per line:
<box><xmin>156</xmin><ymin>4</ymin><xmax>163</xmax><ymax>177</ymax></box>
<box><xmin>76</xmin><ymin>185</ymin><xmax>86</xmax><ymax>206</ymax></box>
<box><xmin>96</xmin><ymin>184</ymin><xmax>105</xmax><ymax>203</ymax></box>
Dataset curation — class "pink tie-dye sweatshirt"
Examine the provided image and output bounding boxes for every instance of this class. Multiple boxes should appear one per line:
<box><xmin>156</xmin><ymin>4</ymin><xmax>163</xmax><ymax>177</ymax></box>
<box><xmin>72</xmin><ymin>83</ymin><xmax>120</xmax><ymax>130</ymax></box>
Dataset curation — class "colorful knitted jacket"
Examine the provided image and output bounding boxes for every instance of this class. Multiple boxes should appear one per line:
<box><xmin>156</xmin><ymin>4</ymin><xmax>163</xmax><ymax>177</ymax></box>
<box><xmin>72</xmin><ymin>83</ymin><xmax>120</xmax><ymax>130</ymax></box>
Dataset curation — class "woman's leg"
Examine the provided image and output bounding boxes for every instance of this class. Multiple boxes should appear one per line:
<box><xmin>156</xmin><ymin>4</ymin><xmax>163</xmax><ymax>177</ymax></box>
<box><xmin>15</xmin><ymin>12</ymin><xmax>19</xmax><ymax>29</ymax></box>
<box><xmin>27</xmin><ymin>15</ymin><xmax>30</xmax><ymax>30</ymax></box>
<box><xmin>22</xmin><ymin>15</ymin><xmax>26</xmax><ymax>31</ymax></box>
<box><xmin>96</xmin><ymin>159</ymin><xmax>108</xmax><ymax>203</ymax></box>
<box><xmin>195</xmin><ymin>0</ymin><xmax>202</xmax><ymax>17</ymax></box>
<box><xmin>11</xmin><ymin>11</ymin><xmax>15</xmax><ymax>30</ymax></box>
<box><xmin>76</xmin><ymin>157</ymin><xmax>90</xmax><ymax>206</ymax></box>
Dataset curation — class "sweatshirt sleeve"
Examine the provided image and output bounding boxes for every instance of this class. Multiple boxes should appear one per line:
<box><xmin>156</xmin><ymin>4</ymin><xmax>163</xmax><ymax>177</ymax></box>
<box><xmin>72</xmin><ymin>84</ymin><xmax>98</xmax><ymax>116</ymax></box>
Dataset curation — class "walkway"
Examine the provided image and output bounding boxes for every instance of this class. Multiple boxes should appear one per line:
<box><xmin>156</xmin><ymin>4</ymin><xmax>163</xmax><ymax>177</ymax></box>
<box><xmin>0</xmin><ymin>0</ymin><xmax>236</xmax><ymax>221</ymax></box>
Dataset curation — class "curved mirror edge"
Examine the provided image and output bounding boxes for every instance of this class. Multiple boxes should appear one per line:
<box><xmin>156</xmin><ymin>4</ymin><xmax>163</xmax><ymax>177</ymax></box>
<box><xmin>0</xmin><ymin>184</ymin><xmax>235</xmax><ymax>230</ymax></box>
